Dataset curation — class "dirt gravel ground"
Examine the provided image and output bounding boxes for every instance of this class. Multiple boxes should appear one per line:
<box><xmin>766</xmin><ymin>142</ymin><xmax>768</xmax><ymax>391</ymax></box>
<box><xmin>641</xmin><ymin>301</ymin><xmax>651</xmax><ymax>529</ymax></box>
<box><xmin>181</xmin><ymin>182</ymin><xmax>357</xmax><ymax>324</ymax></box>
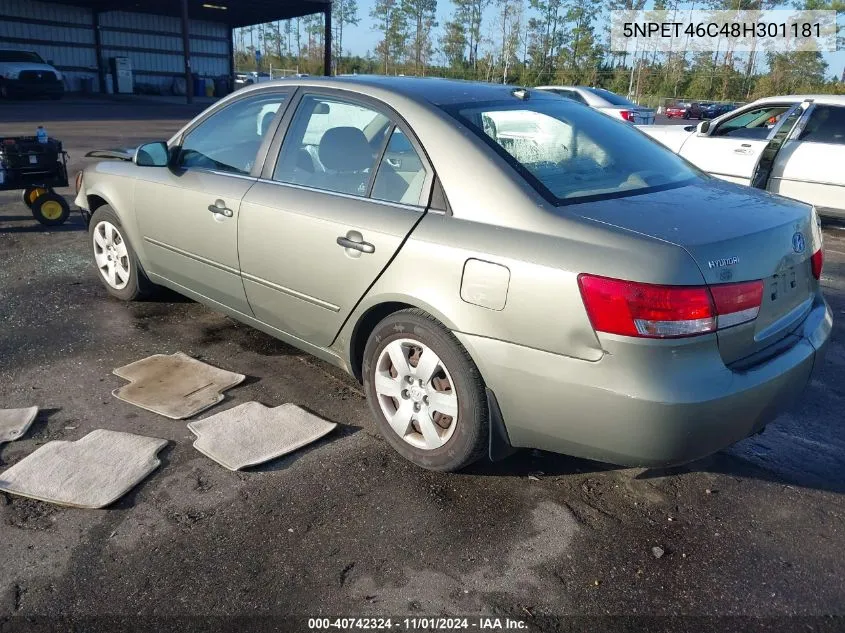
<box><xmin>1</xmin><ymin>98</ymin><xmax>844</xmax><ymax>632</ymax></box>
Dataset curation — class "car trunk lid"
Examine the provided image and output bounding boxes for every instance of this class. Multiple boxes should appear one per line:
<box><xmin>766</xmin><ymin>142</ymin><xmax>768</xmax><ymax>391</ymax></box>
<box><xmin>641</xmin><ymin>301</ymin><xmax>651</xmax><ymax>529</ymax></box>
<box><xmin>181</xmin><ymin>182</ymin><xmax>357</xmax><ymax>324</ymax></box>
<box><xmin>570</xmin><ymin>178</ymin><xmax>818</xmax><ymax>365</ymax></box>
<box><xmin>631</xmin><ymin>107</ymin><xmax>655</xmax><ymax>125</ymax></box>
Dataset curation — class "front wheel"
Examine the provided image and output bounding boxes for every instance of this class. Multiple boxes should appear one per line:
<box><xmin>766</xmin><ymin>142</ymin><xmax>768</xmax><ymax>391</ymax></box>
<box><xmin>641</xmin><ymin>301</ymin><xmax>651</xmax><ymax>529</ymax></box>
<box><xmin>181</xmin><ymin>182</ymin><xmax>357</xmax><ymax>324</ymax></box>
<box><xmin>363</xmin><ymin>309</ymin><xmax>488</xmax><ymax>472</ymax></box>
<box><xmin>89</xmin><ymin>206</ymin><xmax>155</xmax><ymax>301</ymax></box>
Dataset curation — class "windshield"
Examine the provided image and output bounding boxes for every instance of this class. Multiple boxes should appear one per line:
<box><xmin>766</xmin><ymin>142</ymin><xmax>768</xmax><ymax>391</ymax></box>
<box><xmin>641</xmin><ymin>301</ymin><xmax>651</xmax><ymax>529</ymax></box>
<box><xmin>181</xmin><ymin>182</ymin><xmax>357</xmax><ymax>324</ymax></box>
<box><xmin>0</xmin><ymin>50</ymin><xmax>45</xmax><ymax>63</ymax></box>
<box><xmin>586</xmin><ymin>88</ymin><xmax>635</xmax><ymax>107</ymax></box>
<box><xmin>446</xmin><ymin>98</ymin><xmax>699</xmax><ymax>204</ymax></box>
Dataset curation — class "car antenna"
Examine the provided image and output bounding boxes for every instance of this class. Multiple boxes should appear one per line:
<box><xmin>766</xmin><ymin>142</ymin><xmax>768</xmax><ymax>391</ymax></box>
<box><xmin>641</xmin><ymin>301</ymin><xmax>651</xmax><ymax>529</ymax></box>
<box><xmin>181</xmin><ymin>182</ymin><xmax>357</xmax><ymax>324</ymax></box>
<box><xmin>511</xmin><ymin>87</ymin><xmax>530</xmax><ymax>100</ymax></box>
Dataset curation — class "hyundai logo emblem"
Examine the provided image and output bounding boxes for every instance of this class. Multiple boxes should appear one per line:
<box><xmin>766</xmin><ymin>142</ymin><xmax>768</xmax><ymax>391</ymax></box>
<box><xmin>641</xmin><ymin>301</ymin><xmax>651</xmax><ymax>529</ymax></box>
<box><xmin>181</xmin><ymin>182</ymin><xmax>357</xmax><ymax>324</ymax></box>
<box><xmin>792</xmin><ymin>232</ymin><xmax>806</xmax><ymax>254</ymax></box>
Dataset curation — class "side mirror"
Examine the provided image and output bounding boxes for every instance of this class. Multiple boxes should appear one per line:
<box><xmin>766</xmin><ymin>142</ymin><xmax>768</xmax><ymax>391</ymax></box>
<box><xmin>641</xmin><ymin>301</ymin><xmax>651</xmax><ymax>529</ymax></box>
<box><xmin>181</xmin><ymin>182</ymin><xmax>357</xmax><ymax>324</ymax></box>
<box><xmin>134</xmin><ymin>141</ymin><xmax>169</xmax><ymax>167</ymax></box>
<box><xmin>696</xmin><ymin>120</ymin><xmax>711</xmax><ymax>136</ymax></box>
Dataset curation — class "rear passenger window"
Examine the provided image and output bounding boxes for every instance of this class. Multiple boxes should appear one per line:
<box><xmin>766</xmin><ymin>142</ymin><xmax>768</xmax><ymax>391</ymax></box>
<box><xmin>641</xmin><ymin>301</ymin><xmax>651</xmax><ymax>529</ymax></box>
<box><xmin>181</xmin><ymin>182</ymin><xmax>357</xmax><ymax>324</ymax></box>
<box><xmin>273</xmin><ymin>95</ymin><xmax>387</xmax><ymax>196</ymax></box>
<box><xmin>800</xmin><ymin>106</ymin><xmax>845</xmax><ymax>144</ymax></box>
<box><xmin>554</xmin><ymin>90</ymin><xmax>587</xmax><ymax>105</ymax></box>
<box><xmin>371</xmin><ymin>128</ymin><xmax>428</xmax><ymax>206</ymax></box>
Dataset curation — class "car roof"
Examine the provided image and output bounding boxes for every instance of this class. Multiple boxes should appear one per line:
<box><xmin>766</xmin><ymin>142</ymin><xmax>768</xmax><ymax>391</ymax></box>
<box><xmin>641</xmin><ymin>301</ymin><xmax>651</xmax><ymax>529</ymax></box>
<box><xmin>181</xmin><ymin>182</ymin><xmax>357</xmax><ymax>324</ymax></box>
<box><xmin>254</xmin><ymin>76</ymin><xmax>562</xmax><ymax>106</ymax></box>
<box><xmin>751</xmin><ymin>94</ymin><xmax>845</xmax><ymax>106</ymax></box>
<box><xmin>535</xmin><ymin>85</ymin><xmax>592</xmax><ymax>90</ymax></box>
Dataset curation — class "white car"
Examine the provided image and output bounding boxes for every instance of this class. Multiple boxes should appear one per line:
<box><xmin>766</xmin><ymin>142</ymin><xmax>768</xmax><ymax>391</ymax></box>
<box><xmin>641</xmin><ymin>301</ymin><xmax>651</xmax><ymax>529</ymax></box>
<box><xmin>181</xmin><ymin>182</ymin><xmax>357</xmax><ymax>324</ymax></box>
<box><xmin>640</xmin><ymin>95</ymin><xmax>845</xmax><ymax>219</ymax></box>
<box><xmin>234</xmin><ymin>71</ymin><xmax>272</xmax><ymax>89</ymax></box>
<box><xmin>536</xmin><ymin>86</ymin><xmax>655</xmax><ymax>125</ymax></box>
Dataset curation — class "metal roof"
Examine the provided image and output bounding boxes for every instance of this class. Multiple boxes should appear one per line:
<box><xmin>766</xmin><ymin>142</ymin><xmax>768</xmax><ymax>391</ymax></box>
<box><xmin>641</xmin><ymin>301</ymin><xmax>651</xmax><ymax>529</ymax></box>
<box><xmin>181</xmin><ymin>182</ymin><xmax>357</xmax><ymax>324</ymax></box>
<box><xmin>43</xmin><ymin>0</ymin><xmax>331</xmax><ymax>27</ymax></box>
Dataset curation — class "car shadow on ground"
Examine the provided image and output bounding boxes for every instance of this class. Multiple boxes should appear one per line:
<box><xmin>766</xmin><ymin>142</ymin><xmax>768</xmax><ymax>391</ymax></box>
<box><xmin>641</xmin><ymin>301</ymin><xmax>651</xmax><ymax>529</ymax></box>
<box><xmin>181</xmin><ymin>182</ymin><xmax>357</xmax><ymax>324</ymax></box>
<box><xmin>639</xmin><ymin>449</ymin><xmax>845</xmax><ymax>495</ymax></box>
<box><xmin>465</xmin><ymin>441</ymin><xmax>845</xmax><ymax>495</ymax></box>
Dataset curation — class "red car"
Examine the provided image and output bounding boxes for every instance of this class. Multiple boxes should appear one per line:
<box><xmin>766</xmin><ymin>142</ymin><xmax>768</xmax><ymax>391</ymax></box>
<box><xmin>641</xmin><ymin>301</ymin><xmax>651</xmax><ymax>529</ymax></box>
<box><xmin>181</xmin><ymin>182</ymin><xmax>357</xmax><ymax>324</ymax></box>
<box><xmin>665</xmin><ymin>104</ymin><xmax>688</xmax><ymax>118</ymax></box>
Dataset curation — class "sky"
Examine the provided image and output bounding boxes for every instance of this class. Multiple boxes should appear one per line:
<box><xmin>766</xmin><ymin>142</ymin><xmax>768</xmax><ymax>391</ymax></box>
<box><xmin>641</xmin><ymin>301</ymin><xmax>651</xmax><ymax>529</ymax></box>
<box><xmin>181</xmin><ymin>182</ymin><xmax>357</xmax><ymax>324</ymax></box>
<box><xmin>341</xmin><ymin>0</ymin><xmax>845</xmax><ymax>80</ymax></box>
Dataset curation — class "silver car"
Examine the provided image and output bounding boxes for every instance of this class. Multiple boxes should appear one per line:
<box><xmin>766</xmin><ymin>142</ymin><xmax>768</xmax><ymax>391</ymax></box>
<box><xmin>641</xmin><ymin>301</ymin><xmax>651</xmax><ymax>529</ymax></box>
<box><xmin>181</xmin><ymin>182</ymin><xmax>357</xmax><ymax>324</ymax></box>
<box><xmin>536</xmin><ymin>85</ymin><xmax>656</xmax><ymax>125</ymax></box>
<box><xmin>76</xmin><ymin>77</ymin><xmax>832</xmax><ymax>472</ymax></box>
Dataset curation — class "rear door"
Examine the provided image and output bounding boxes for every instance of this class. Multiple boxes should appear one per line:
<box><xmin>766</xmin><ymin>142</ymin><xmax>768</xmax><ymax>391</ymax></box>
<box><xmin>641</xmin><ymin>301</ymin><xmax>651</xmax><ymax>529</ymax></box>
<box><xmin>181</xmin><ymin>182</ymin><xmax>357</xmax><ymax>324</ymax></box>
<box><xmin>237</xmin><ymin>90</ymin><xmax>434</xmax><ymax>346</ymax></box>
<box><xmin>769</xmin><ymin>104</ymin><xmax>845</xmax><ymax>216</ymax></box>
<box><xmin>678</xmin><ymin>102</ymin><xmax>799</xmax><ymax>185</ymax></box>
<box><xmin>134</xmin><ymin>89</ymin><xmax>291</xmax><ymax>314</ymax></box>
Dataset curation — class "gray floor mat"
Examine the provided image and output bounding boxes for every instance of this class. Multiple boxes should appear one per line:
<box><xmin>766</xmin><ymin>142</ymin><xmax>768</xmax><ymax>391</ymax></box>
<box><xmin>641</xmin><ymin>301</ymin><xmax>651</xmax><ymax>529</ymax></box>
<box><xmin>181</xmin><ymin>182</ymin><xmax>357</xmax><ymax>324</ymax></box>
<box><xmin>112</xmin><ymin>352</ymin><xmax>245</xmax><ymax>420</ymax></box>
<box><xmin>0</xmin><ymin>407</ymin><xmax>38</xmax><ymax>444</ymax></box>
<box><xmin>0</xmin><ymin>429</ymin><xmax>167</xmax><ymax>509</ymax></box>
<box><xmin>188</xmin><ymin>402</ymin><xmax>337</xmax><ymax>471</ymax></box>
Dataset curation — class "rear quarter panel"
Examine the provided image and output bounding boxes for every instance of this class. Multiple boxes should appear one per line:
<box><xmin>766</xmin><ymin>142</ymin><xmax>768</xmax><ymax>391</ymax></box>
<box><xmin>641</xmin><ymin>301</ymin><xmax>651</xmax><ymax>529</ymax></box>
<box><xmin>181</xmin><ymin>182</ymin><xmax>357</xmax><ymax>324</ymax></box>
<box><xmin>336</xmin><ymin>207</ymin><xmax>707</xmax><ymax>366</ymax></box>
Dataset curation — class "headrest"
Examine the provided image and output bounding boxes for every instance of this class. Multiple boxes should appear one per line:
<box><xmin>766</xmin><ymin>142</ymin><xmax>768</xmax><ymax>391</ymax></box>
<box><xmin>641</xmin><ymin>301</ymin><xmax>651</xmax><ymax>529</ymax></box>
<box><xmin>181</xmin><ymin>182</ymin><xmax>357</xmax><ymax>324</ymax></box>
<box><xmin>260</xmin><ymin>111</ymin><xmax>275</xmax><ymax>137</ymax></box>
<box><xmin>319</xmin><ymin>127</ymin><xmax>373</xmax><ymax>171</ymax></box>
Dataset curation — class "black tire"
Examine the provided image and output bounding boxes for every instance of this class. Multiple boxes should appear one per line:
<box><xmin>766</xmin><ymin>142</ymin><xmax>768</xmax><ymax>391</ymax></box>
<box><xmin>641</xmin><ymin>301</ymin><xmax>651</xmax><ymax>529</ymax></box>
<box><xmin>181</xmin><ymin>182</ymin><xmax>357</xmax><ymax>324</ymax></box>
<box><xmin>88</xmin><ymin>205</ymin><xmax>156</xmax><ymax>301</ymax></box>
<box><xmin>22</xmin><ymin>187</ymin><xmax>48</xmax><ymax>210</ymax></box>
<box><xmin>362</xmin><ymin>308</ymin><xmax>488</xmax><ymax>472</ymax></box>
<box><xmin>30</xmin><ymin>192</ymin><xmax>70</xmax><ymax>226</ymax></box>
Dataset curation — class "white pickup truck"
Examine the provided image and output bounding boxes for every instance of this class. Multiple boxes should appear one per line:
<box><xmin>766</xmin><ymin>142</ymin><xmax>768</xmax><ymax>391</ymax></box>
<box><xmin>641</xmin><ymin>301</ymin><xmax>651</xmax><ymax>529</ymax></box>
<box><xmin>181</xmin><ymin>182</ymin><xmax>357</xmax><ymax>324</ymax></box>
<box><xmin>640</xmin><ymin>95</ymin><xmax>845</xmax><ymax>219</ymax></box>
<box><xmin>0</xmin><ymin>49</ymin><xmax>63</xmax><ymax>100</ymax></box>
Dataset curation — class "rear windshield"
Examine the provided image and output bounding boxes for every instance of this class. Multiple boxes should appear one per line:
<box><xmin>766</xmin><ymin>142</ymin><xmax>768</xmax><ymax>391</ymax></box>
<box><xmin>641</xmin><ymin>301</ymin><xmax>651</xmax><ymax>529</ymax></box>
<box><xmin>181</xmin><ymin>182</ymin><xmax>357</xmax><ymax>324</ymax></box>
<box><xmin>586</xmin><ymin>88</ymin><xmax>635</xmax><ymax>107</ymax></box>
<box><xmin>444</xmin><ymin>98</ymin><xmax>698</xmax><ymax>204</ymax></box>
<box><xmin>0</xmin><ymin>50</ymin><xmax>44</xmax><ymax>63</ymax></box>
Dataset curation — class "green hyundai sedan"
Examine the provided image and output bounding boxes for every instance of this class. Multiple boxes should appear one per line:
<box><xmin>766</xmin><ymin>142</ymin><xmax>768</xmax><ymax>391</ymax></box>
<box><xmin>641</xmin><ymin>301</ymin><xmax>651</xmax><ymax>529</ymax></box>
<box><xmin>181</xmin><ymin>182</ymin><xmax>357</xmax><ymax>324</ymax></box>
<box><xmin>76</xmin><ymin>76</ymin><xmax>832</xmax><ymax>471</ymax></box>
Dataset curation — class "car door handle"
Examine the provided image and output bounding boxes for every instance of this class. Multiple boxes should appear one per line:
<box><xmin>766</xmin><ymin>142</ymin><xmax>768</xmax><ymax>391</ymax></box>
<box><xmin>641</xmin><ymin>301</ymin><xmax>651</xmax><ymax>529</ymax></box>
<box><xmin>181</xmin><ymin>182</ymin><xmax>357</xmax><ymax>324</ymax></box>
<box><xmin>734</xmin><ymin>144</ymin><xmax>753</xmax><ymax>154</ymax></box>
<box><xmin>336</xmin><ymin>236</ymin><xmax>375</xmax><ymax>254</ymax></box>
<box><xmin>208</xmin><ymin>202</ymin><xmax>233</xmax><ymax>218</ymax></box>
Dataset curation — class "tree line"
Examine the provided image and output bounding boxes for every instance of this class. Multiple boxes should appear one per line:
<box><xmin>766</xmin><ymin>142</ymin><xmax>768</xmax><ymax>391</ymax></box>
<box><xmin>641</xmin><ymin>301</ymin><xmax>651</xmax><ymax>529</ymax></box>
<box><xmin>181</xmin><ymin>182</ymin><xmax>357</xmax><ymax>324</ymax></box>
<box><xmin>234</xmin><ymin>0</ymin><xmax>845</xmax><ymax>105</ymax></box>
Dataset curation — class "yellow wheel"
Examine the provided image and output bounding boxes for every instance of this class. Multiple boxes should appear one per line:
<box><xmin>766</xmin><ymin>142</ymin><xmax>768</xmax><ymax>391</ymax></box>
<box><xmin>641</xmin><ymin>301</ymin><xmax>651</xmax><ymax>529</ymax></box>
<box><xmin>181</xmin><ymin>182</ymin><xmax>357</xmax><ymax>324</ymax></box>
<box><xmin>31</xmin><ymin>192</ymin><xmax>70</xmax><ymax>226</ymax></box>
<box><xmin>22</xmin><ymin>187</ymin><xmax>49</xmax><ymax>209</ymax></box>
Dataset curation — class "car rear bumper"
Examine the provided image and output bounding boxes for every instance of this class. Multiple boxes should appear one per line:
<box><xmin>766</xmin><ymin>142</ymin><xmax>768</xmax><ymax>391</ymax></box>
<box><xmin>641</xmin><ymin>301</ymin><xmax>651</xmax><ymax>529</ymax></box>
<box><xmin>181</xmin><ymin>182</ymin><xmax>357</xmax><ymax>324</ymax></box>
<box><xmin>456</xmin><ymin>294</ymin><xmax>832</xmax><ymax>467</ymax></box>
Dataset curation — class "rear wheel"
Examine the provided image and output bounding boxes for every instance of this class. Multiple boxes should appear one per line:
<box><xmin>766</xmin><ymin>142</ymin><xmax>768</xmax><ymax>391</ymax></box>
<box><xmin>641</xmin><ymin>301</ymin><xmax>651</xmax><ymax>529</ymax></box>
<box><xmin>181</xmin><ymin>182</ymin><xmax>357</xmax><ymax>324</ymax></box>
<box><xmin>363</xmin><ymin>309</ymin><xmax>488</xmax><ymax>472</ymax></box>
<box><xmin>89</xmin><ymin>206</ymin><xmax>155</xmax><ymax>301</ymax></box>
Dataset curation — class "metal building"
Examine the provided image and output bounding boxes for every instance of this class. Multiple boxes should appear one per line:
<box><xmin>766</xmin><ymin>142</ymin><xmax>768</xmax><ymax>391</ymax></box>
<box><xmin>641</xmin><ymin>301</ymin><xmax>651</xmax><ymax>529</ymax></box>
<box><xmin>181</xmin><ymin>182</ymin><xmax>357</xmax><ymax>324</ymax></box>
<box><xmin>0</xmin><ymin>0</ymin><xmax>332</xmax><ymax>101</ymax></box>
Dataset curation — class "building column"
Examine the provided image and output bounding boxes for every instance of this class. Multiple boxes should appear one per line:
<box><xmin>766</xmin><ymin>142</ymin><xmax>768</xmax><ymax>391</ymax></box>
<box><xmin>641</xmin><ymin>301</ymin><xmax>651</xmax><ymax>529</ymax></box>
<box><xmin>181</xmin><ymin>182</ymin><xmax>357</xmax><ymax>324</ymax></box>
<box><xmin>181</xmin><ymin>0</ymin><xmax>193</xmax><ymax>104</ymax></box>
<box><xmin>228</xmin><ymin>25</ymin><xmax>235</xmax><ymax>95</ymax></box>
<box><xmin>323</xmin><ymin>6</ymin><xmax>332</xmax><ymax>77</ymax></box>
<box><xmin>93</xmin><ymin>9</ymin><xmax>106</xmax><ymax>93</ymax></box>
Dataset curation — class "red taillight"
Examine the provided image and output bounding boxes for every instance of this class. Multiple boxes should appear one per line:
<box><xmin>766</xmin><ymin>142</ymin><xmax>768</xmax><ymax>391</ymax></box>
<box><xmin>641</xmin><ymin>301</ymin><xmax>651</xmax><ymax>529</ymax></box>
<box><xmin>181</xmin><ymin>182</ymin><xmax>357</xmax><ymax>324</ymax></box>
<box><xmin>811</xmin><ymin>249</ymin><xmax>823</xmax><ymax>280</ymax></box>
<box><xmin>710</xmin><ymin>280</ymin><xmax>763</xmax><ymax>329</ymax></box>
<box><xmin>619</xmin><ymin>110</ymin><xmax>635</xmax><ymax>122</ymax></box>
<box><xmin>578</xmin><ymin>275</ymin><xmax>764</xmax><ymax>339</ymax></box>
